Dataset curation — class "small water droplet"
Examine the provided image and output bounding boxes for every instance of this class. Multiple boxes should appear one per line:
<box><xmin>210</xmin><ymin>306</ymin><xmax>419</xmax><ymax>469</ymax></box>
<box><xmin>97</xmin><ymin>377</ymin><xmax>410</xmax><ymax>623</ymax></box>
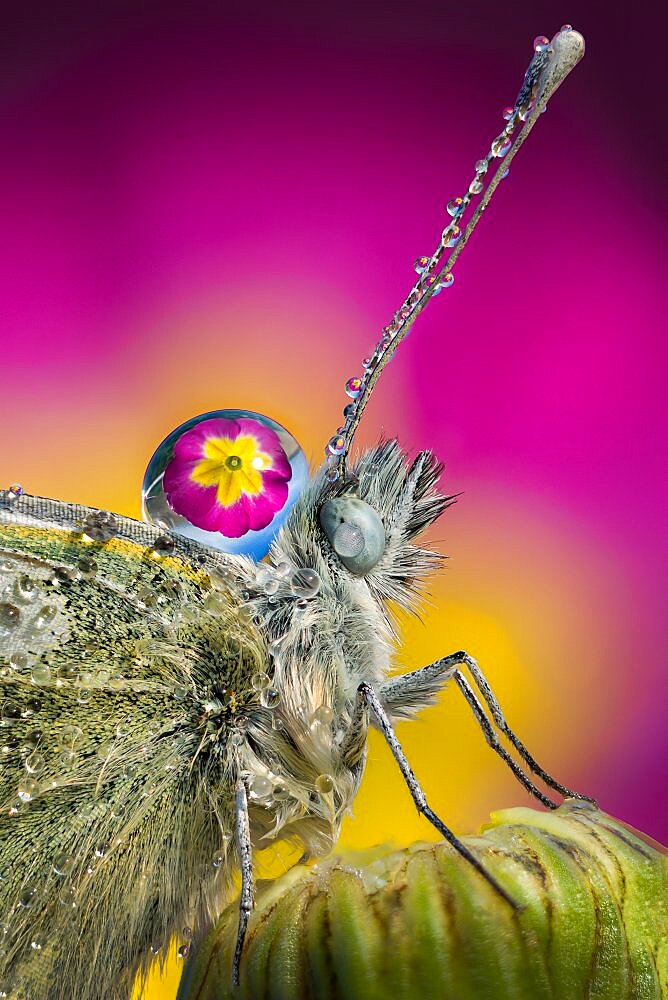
<box><xmin>468</xmin><ymin>178</ymin><xmax>484</xmax><ymax>195</ymax></box>
<box><xmin>251</xmin><ymin>672</ymin><xmax>270</xmax><ymax>692</ymax></box>
<box><xmin>24</xmin><ymin>728</ymin><xmax>42</xmax><ymax>748</ymax></box>
<box><xmin>59</xmin><ymin>725</ymin><xmax>83</xmax><ymax>749</ymax></box>
<box><xmin>58</xmin><ymin>884</ymin><xmax>77</xmax><ymax>907</ymax></box>
<box><xmin>34</xmin><ymin>605</ymin><xmax>57</xmax><ymax>629</ymax></box>
<box><xmin>57</xmin><ymin>664</ymin><xmax>78</xmax><ymax>683</ymax></box>
<box><xmin>272</xmin><ymin>780</ymin><xmax>289</xmax><ymax>801</ymax></box>
<box><xmin>0</xmin><ymin>604</ymin><xmax>21</xmax><ymax>636</ymax></box>
<box><xmin>77</xmin><ymin>557</ymin><xmax>98</xmax><ymax>579</ymax></box>
<box><xmin>60</xmin><ymin>749</ymin><xmax>77</xmax><ymax>769</ymax></box>
<box><xmin>326</xmin><ymin>434</ymin><xmax>346</xmax><ymax>458</ymax></box>
<box><xmin>248</xmin><ymin>774</ymin><xmax>273</xmax><ymax>801</ymax></box>
<box><xmin>54</xmin><ymin>565</ymin><xmax>78</xmax><ymax>585</ymax></box>
<box><xmin>290</xmin><ymin>568</ymin><xmax>321</xmax><ymax>599</ymax></box>
<box><xmin>8</xmin><ymin>652</ymin><xmax>28</xmax><ymax>672</ymax></box>
<box><xmin>204</xmin><ymin>591</ymin><xmax>227</xmax><ymax>614</ymax></box>
<box><xmin>19</xmin><ymin>886</ymin><xmax>37</xmax><ymax>907</ymax></box>
<box><xmin>1</xmin><ymin>701</ymin><xmax>21</xmax><ymax>723</ymax></box>
<box><xmin>53</xmin><ymin>853</ymin><xmax>74</xmax><ymax>877</ymax></box>
<box><xmin>14</xmin><ymin>576</ymin><xmax>38</xmax><ymax>604</ymax></box>
<box><xmin>178</xmin><ymin>944</ymin><xmax>190</xmax><ymax>960</ymax></box>
<box><xmin>260</xmin><ymin>687</ymin><xmax>280</xmax><ymax>709</ymax></box>
<box><xmin>446</xmin><ymin>197</ymin><xmax>465</xmax><ymax>217</ymax></box>
<box><xmin>82</xmin><ymin>510</ymin><xmax>119</xmax><ymax>542</ymax></box>
<box><xmin>31</xmin><ymin>664</ymin><xmax>51</xmax><ymax>686</ymax></box>
<box><xmin>25</xmin><ymin>753</ymin><xmax>45</xmax><ymax>775</ymax></box>
<box><xmin>149</xmin><ymin>535</ymin><xmax>175</xmax><ymax>558</ymax></box>
<box><xmin>413</xmin><ymin>255</ymin><xmax>430</xmax><ymax>274</ymax></box>
<box><xmin>315</xmin><ymin>773</ymin><xmax>335</xmax><ymax>795</ymax></box>
<box><xmin>441</xmin><ymin>225</ymin><xmax>461</xmax><ymax>248</ymax></box>
<box><xmin>312</xmin><ymin>704</ymin><xmax>334</xmax><ymax>726</ymax></box>
<box><xmin>491</xmin><ymin>135</ymin><xmax>512</xmax><ymax>157</ymax></box>
<box><xmin>433</xmin><ymin>273</ymin><xmax>455</xmax><ymax>295</ymax></box>
<box><xmin>344</xmin><ymin>377</ymin><xmax>363</xmax><ymax>399</ymax></box>
<box><xmin>17</xmin><ymin>778</ymin><xmax>38</xmax><ymax>803</ymax></box>
<box><xmin>533</xmin><ymin>34</ymin><xmax>550</xmax><ymax>52</ymax></box>
<box><xmin>268</xmin><ymin>636</ymin><xmax>285</xmax><ymax>658</ymax></box>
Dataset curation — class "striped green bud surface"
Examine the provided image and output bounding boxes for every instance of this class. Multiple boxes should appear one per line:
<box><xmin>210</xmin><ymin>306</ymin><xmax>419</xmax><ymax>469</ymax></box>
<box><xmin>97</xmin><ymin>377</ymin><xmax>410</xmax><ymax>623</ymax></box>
<box><xmin>177</xmin><ymin>802</ymin><xmax>667</xmax><ymax>1000</ymax></box>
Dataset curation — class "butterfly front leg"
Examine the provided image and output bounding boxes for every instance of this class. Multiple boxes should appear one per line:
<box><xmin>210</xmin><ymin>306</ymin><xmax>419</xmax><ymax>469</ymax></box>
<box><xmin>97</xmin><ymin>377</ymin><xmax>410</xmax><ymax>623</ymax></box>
<box><xmin>232</xmin><ymin>779</ymin><xmax>255</xmax><ymax>988</ymax></box>
<box><xmin>346</xmin><ymin>682</ymin><xmax>518</xmax><ymax>909</ymax></box>
<box><xmin>379</xmin><ymin>651</ymin><xmax>596</xmax><ymax>808</ymax></box>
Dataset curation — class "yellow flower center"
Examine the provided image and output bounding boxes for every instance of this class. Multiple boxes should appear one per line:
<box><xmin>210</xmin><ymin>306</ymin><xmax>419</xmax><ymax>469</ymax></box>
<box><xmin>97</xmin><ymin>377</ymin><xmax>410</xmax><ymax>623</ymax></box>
<box><xmin>190</xmin><ymin>435</ymin><xmax>271</xmax><ymax>507</ymax></box>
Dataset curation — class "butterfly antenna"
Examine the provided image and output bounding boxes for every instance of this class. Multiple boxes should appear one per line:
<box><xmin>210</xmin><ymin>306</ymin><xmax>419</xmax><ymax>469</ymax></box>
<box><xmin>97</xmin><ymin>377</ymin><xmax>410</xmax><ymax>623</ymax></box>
<box><xmin>324</xmin><ymin>26</ymin><xmax>585</xmax><ymax>481</ymax></box>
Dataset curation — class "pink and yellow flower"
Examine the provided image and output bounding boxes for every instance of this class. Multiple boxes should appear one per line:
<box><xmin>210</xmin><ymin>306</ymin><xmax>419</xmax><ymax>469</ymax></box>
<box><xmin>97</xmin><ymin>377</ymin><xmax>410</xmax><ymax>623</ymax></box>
<box><xmin>163</xmin><ymin>416</ymin><xmax>292</xmax><ymax>537</ymax></box>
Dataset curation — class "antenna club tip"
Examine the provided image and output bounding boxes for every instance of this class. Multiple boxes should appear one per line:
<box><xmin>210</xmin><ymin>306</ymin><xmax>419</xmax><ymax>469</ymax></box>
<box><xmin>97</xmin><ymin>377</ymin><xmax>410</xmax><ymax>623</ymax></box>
<box><xmin>553</xmin><ymin>26</ymin><xmax>586</xmax><ymax>63</ymax></box>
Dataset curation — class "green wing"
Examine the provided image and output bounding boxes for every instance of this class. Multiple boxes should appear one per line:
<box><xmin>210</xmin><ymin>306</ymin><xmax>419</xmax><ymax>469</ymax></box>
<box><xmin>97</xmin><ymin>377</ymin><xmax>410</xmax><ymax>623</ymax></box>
<box><xmin>0</xmin><ymin>494</ymin><xmax>265</xmax><ymax>1000</ymax></box>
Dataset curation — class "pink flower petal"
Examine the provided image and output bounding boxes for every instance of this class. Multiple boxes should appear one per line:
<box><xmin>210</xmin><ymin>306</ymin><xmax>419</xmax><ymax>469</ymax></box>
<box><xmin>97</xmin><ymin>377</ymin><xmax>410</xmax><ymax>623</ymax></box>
<box><xmin>243</xmin><ymin>481</ymin><xmax>290</xmax><ymax>531</ymax></box>
<box><xmin>172</xmin><ymin>417</ymin><xmax>241</xmax><ymax>461</ymax></box>
<box><xmin>205</xmin><ymin>496</ymin><xmax>252</xmax><ymax>537</ymax></box>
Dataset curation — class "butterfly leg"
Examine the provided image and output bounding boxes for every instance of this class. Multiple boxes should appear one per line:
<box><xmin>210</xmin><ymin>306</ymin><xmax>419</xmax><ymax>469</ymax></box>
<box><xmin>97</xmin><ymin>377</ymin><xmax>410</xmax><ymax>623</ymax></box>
<box><xmin>232</xmin><ymin>778</ymin><xmax>255</xmax><ymax>988</ymax></box>
<box><xmin>357</xmin><ymin>682</ymin><xmax>519</xmax><ymax>910</ymax></box>
<box><xmin>380</xmin><ymin>651</ymin><xmax>595</xmax><ymax>806</ymax></box>
<box><xmin>457</xmin><ymin>652</ymin><xmax>596</xmax><ymax>804</ymax></box>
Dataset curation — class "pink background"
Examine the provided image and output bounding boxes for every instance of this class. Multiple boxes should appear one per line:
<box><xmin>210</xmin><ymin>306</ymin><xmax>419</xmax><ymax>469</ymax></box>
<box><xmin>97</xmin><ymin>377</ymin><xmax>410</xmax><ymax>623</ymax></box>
<box><xmin>0</xmin><ymin>0</ymin><xmax>665</xmax><ymax>872</ymax></box>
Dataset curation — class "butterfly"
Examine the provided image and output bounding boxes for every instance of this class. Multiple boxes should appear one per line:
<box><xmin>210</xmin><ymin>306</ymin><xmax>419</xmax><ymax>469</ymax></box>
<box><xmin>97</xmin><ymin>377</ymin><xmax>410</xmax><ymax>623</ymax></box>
<box><xmin>0</xmin><ymin>26</ymin><xmax>587</xmax><ymax>1000</ymax></box>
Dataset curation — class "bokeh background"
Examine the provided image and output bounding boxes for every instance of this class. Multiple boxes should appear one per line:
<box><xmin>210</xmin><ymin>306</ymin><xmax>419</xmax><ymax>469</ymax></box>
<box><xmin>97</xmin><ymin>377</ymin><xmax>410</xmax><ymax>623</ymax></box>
<box><xmin>1</xmin><ymin>2</ymin><xmax>665</xmax><ymax>996</ymax></box>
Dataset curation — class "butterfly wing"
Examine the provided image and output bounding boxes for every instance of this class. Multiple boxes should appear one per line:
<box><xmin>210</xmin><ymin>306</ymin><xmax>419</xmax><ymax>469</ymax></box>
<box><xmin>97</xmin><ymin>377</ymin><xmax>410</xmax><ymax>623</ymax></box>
<box><xmin>0</xmin><ymin>494</ymin><xmax>265</xmax><ymax>1000</ymax></box>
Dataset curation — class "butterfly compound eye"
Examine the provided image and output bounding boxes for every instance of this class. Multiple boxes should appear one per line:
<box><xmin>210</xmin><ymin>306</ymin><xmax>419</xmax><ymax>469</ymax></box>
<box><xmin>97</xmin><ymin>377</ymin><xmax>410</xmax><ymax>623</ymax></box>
<box><xmin>142</xmin><ymin>409</ymin><xmax>308</xmax><ymax>559</ymax></box>
<box><xmin>319</xmin><ymin>497</ymin><xmax>386</xmax><ymax>575</ymax></box>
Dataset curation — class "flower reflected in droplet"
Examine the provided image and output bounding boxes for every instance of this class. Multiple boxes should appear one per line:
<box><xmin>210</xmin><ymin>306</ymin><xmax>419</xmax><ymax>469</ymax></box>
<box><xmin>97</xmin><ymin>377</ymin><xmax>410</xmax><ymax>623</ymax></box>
<box><xmin>163</xmin><ymin>417</ymin><xmax>292</xmax><ymax>538</ymax></box>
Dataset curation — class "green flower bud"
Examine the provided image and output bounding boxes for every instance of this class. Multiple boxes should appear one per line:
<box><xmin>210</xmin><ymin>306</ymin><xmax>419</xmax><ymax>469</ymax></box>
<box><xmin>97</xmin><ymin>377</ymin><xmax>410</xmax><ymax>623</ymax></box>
<box><xmin>177</xmin><ymin>803</ymin><xmax>667</xmax><ymax>1000</ymax></box>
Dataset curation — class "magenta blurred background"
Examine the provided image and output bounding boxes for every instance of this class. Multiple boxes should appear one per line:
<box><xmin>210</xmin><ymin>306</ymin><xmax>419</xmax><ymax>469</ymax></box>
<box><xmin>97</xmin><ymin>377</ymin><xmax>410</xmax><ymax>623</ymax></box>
<box><xmin>1</xmin><ymin>1</ymin><xmax>666</xmax><ymax>847</ymax></box>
